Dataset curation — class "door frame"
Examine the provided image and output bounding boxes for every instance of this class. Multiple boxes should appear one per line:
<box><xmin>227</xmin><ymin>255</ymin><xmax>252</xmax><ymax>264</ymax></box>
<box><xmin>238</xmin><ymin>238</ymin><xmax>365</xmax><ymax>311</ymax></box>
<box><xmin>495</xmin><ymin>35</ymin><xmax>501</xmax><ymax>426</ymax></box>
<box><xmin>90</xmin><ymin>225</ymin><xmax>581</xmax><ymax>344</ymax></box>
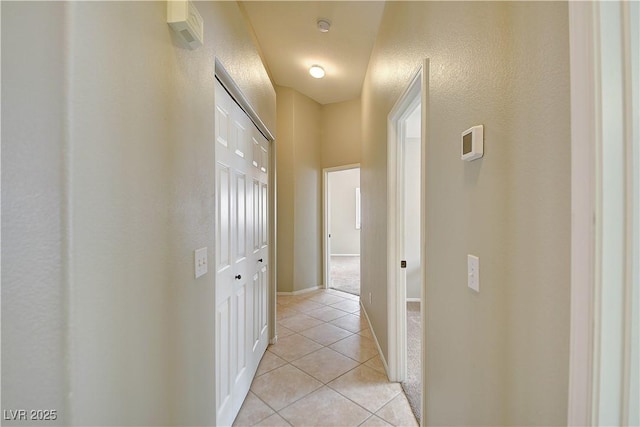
<box><xmin>567</xmin><ymin>2</ymin><xmax>639</xmax><ymax>425</ymax></box>
<box><xmin>214</xmin><ymin>59</ymin><xmax>277</xmax><ymax>345</ymax></box>
<box><xmin>386</xmin><ymin>60</ymin><xmax>428</xmax><ymax>391</ymax></box>
<box><xmin>213</xmin><ymin>59</ymin><xmax>278</xmax><ymax>424</ymax></box>
<box><xmin>322</xmin><ymin>163</ymin><xmax>361</xmax><ymax>289</ymax></box>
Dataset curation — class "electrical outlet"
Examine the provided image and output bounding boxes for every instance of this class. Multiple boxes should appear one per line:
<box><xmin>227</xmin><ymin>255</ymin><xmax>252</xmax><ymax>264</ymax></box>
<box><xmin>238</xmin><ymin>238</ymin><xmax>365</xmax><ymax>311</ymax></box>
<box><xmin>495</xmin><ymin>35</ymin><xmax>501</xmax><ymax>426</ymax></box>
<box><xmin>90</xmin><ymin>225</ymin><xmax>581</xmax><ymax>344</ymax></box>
<box><xmin>369</xmin><ymin>292</ymin><xmax>372</xmax><ymax>304</ymax></box>
<box><xmin>468</xmin><ymin>254</ymin><xmax>479</xmax><ymax>292</ymax></box>
<box><xmin>195</xmin><ymin>247</ymin><xmax>208</xmax><ymax>278</ymax></box>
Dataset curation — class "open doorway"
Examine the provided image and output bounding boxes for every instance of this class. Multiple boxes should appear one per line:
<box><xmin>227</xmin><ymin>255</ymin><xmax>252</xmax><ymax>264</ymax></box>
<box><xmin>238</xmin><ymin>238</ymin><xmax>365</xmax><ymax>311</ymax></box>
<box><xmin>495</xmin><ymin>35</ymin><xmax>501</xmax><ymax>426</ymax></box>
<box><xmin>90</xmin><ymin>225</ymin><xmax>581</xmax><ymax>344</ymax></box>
<box><xmin>402</xmin><ymin>101</ymin><xmax>422</xmax><ymax>421</ymax></box>
<box><xmin>387</xmin><ymin>63</ymin><xmax>427</xmax><ymax>423</ymax></box>
<box><xmin>323</xmin><ymin>165</ymin><xmax>361</xmax><ymax>296</ymax></box>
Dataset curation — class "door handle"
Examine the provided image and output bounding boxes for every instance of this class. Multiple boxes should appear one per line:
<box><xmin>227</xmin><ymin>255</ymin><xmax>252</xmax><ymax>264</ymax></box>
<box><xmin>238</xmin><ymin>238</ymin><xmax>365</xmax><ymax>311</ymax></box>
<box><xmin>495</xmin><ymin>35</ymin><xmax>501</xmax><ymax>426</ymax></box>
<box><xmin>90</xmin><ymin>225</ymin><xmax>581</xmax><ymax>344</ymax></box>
<box><xmin>235</xmin><ymin>274</ymin><xmax>242</xmax><ymax>280</ymax></box>
<box><xmin>258</xmin><ymin>258</ymin><xmax>263</xmax><ymax>263</ymax></box>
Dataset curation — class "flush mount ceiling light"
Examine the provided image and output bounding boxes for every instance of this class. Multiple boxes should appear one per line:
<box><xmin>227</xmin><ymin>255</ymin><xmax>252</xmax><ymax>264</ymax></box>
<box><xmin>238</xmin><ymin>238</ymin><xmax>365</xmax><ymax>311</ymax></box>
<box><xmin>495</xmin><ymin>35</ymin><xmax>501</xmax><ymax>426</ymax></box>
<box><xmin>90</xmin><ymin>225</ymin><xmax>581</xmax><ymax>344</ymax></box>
<box><xmin>309</xmin><ymin>65</ymin><xmax>325</xmax><ymax>79</ymax></box>
<box><xmin>317</xmin><ymin>19</ymin><xmax>331</xmax><ymax>33</ymax></box>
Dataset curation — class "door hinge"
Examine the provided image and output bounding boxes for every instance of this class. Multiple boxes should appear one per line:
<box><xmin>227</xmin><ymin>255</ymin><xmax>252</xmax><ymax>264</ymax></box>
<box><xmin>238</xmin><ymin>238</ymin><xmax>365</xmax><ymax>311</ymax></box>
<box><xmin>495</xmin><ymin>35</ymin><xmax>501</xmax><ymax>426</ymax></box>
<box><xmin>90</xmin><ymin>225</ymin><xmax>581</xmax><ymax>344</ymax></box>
<box><xmin>401</xmin><ymin>260</ymin><xmax>407</xmax><ymax>268</ymax></box>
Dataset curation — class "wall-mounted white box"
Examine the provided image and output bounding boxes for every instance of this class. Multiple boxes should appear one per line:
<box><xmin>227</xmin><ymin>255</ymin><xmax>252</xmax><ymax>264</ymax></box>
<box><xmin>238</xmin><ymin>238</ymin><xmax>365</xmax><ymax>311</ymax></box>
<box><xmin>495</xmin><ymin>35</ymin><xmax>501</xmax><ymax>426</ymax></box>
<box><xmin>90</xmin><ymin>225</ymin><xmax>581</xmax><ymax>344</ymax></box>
<box><xmin>167</xmin><ymin>0</ymin><xmax>203</xmax><ymax>50</ymax></box>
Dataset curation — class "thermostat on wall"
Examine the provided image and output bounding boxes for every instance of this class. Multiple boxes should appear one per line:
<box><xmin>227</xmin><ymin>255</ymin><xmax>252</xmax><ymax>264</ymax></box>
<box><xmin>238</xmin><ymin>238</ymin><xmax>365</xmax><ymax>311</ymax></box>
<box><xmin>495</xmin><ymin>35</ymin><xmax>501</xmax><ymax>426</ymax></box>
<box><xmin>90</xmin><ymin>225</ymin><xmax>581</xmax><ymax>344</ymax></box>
<box><xmin>461</xmin><ymin>125</ymin><xmax>484</xmax><ymax>161</ymax></box>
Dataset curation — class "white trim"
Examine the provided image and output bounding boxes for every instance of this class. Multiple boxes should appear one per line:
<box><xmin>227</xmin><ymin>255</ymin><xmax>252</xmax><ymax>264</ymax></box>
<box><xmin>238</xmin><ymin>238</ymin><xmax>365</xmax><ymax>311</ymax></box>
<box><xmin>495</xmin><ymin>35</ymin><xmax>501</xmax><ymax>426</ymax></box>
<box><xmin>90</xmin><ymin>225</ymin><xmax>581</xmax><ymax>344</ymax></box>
<box><xmin>330</xmin><ymin>254</ymin><xmax>361</xmax><ymax>257</ymax></box>
<box><xmin>387</xmin><ymin>63</ymin><xmax>425</xmax><ymax>384</ymax></box>
<box><xmin>323</xmin><ymin>163</ymin><xmax>361</xmax><ymax>289</ymax></box>
<box><xmin>568</xmin><ymin>3</ymin><xmax>597</xmax><ymax>425</ymax></box>
<box><xmin>214</xmin><ymin>58</ymin><xmax>274</xmax><ymax>141</ymax></box>
<box><xmin>568</xmin><ymin>2</ymin><xmax>640</xmax><ymax>425</ymax></box>
<box><xmin>361</xmin><ymin>301</ymin><xmax>390</xmax><ymax>376</ymax></box>
<box><xmin>214</xmin><ymin>57</ymin><xmax>278</xmax><ymax>346</ymax></box>
<box><xmin>406</xmin><ymin>298</ymin><xmax>421</xmax><ymax>303</ymax></box>
<box><xmin>276</xmin><ymin>285</ymin><xmax>322</xmax><ymax>296</ymax></box>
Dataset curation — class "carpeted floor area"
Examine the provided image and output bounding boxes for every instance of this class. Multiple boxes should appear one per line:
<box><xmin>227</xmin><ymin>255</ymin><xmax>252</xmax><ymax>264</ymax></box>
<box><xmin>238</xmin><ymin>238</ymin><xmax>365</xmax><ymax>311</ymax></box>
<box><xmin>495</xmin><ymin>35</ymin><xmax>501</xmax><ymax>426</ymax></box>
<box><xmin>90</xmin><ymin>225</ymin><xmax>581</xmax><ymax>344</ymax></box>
<box><xmin>402</xmin><ymin>301</ymin><xmax>422</xmax><ymax>423</ymax></box>
<box><xmin>329</xmin><ymin>256</ymin><xmax>360</xmax><ymax>296</ymax></box>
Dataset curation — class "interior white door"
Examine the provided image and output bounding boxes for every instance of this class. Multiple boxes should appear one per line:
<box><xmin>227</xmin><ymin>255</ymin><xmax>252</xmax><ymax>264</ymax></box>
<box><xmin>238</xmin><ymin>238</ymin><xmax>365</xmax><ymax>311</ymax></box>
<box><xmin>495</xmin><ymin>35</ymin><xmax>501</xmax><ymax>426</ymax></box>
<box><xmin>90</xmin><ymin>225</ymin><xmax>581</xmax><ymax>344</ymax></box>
<box><xmin>215</xmin><ymin>80</ymin><xmax>269</xmax><ymax>426</ymax></box>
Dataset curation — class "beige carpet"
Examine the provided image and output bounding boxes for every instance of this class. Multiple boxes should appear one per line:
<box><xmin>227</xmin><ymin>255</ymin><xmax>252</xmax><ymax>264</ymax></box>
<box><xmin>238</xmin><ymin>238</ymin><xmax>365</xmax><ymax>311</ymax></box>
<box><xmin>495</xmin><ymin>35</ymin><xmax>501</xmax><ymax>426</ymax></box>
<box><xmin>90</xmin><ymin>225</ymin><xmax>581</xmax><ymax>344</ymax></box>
<box><xmin>329</xmin><ymin>256</ymin><xmax>360</xmax><ymax>296</ymax></box>
<box><xmin>402</xmin><ymin>301</ymin><xmax>422</xmax><ymax>423</ymax></box>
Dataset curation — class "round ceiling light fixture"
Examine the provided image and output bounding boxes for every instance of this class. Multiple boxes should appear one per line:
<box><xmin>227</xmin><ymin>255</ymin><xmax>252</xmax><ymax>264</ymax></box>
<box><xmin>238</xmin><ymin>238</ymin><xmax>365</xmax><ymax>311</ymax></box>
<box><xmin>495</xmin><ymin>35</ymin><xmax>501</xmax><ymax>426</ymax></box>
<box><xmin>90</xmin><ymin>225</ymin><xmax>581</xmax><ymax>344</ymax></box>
<box><xmin>317</xmin><ymin>19</ymin><xmax>331</xmax><ymax>33</ymax></box>
<box><xmin>309</xmin><ymin>65</ymin><xmax>325</xmax><ymax>79</ymax></box>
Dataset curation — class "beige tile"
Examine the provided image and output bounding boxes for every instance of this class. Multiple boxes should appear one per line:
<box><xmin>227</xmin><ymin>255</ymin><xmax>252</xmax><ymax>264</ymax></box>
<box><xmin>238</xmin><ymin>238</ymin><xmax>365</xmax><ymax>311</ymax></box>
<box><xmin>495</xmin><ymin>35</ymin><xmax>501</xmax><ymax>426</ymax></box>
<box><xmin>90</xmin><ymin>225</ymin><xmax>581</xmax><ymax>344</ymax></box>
<box><xmin>277</xmin><ymin>306</ymin><xmax>299</xmax><ymax>321</ymax></box>
<box><xmin>256</xmin><ymin>350</ymin><xmax>287</xmax><ymax>377</ymax></box>
<box><xmin>331</xmin><ymin>299</ymin><xmax>361</xmax><ymax>313</ymax></box>
<box><xmin>330</xmin><ymin>334</ymin><xmax>379</xmax><ymax>362</ymax></box>
<box><xmin>276</xmin><ymin>325</ymin><xmax>295</xmax><ymax>338</ymax></box>
<box><xmin>278</xmin><ymin>314</ymin><xmax>324</xmax><ymax>333</ymax></box>
<box><xmin>291</xmin><ymin>347</ymin><xmax>360</xmax><ymax>383</ymax></box>
<box><xmin>364</xmin><ymin>355</ymin><xmax>386</xmax><ymax>375</ymax></box>
<box><xmin>335</xmin><ymin>291</ymin><xmax>360</xmax><ymax>301</ymax></box>
<box><xmin>375</xmin><ymin>394</ymin><xmax>418</xmax><ymax>427</ymax></box>
<box><xmin>279</xmin><ymin>386</ymin><xmax>371</xmax><ymax>427</ymax></box>
<box><xmin>307</xmin><ymin>292</ymin><xmax>346</xmax><ymax>306</ymax></box>
<box><xmin>327</xmin><ymin>365</ymin><xmax>401</xmax><ymax>413</ymax></box>
<box><xmin>254</xmin><ymin>413</ymin><xmax>292</xmax><ymax>426</ymax></box>
<box><xmin>306</xmin><ymin>306</ymin><xmax>349</xmax><ymax>322</ymax></box>
<box><xmin>277</xmin><ymin>295</ymin><xmax>296</xmax><ymax>305</ymax></box>
<box><xmin>268</xmin><ymin>334</ymin><xmax>323</xmax><ymax>361</ymax></box>
<box><xmin>300</xmin><ymin>323</ymin><xmax>353</xmax><ymax>346</ymax></box>
<box><xmin>358</xmin><ymin>328</ymin><xmax>373</xmax><ymax>340</ymax></box>
<box><xmin>251</xmin><ymin>364</ymin><xmax>322</xmax><ymax>411</ymax></box>
<box><xmin>330</xmin><ymin>313</ymin><xmax>367</xmax><ymax>333</ymax></box>
<box><xmin>359</xmin><ymin>415</ymin><xmax>392</xmax><ymax>426</ymax></box>
<box><xmin>291</xmin><ymin>299</ymin><xmax>325</xmax><ymax>312</ymax></box>
<box><xmin>233</xmin><ymin>391</ymin><xmax>274</xmax><ymax>426</ymax></box>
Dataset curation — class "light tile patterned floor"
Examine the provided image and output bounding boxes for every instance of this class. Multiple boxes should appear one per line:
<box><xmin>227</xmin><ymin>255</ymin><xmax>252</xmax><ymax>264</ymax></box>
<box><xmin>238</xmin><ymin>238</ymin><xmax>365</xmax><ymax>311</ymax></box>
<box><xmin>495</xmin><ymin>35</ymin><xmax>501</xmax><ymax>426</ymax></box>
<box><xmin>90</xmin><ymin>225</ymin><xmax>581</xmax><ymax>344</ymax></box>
<box><xmin>233</xmin><ymin>289</ymin><xmax>418</xmax><ymax>427</ymax></box>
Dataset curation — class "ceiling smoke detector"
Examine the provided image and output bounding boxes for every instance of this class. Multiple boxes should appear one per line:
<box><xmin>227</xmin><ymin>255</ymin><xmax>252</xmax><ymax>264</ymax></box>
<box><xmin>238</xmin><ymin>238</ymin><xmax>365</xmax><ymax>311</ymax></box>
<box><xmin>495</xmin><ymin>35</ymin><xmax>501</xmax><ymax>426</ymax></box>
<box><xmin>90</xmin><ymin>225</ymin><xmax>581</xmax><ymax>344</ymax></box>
<box><xmin>317</xmin><ymin>19</ymin><xmax>331</xmax><ymax>33</ymax></box>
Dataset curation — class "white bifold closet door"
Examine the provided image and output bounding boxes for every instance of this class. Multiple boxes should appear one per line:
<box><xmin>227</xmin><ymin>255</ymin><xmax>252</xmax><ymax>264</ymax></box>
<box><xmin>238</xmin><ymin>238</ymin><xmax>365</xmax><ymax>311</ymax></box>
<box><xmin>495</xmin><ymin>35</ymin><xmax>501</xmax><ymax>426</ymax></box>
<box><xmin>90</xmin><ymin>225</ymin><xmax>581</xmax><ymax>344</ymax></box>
<box><xmin>214</xmin><ymin>80</ymin><xmax>270</xmax><ymax>426</ymax></box>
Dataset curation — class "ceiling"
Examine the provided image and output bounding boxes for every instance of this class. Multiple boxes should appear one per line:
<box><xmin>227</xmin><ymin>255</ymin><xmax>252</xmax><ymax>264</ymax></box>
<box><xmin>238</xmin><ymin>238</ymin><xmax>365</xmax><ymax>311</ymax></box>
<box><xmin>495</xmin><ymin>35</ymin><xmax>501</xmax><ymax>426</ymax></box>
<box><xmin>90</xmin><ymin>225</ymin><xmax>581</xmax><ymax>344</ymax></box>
<box><xmin>240</xmin><ymin>1</ymin><xmax>386</xmax><ymax>105</ymax></box>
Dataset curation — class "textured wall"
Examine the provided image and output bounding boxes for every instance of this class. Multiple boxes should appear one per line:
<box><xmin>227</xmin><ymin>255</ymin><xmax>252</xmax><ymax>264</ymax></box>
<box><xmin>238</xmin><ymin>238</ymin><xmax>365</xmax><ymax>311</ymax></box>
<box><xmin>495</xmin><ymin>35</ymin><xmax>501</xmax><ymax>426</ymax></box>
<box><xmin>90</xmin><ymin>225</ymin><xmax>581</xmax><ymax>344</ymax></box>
<box><xmin>321</xmin><ymin>98</ymin><xmax>362</xmax><ymax>168</ymax></box>
<box><xmin>276</xmin><ymin>87</ymin><xmax>296</xmax><ymax>293</ymax></box>
<box><xmin>1</xmin><ymin>3</ymin><xmax>69</xmax><ymax>425</ymax></box>
<box><xmin>360</xmin><ymin>2</ymin><xmax>570</xmax><ymax>425</ymax></box>
<box><xmin>276</xmin><ymin>86</ymin><xmax>322</xmax><ymax>293</ymax></box>
<box><xmin>2</xmin><ymin>1</ymin><xmax>275</xmax><ymax>425</ymax></box>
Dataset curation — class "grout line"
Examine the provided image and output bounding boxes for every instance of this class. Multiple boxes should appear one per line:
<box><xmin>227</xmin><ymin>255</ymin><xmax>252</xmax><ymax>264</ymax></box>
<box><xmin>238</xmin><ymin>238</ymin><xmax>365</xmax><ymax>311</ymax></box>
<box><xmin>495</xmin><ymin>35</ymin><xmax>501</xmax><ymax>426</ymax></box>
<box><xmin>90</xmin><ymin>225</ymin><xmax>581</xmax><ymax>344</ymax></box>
<box><xmin>243</xmin><ymin>289</ymin><xmax>413</xmax><ymax>427</ymax></box>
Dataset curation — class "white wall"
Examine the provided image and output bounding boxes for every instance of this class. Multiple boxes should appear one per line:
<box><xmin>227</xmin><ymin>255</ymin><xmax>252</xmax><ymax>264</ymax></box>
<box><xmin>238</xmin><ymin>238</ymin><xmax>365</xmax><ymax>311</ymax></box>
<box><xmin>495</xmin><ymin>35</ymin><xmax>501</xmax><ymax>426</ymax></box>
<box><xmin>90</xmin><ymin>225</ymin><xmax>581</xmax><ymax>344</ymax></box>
<box><xmin>329</xmin><ymin>168</ymin><xmax>361</xmax><ymax>256</ymax></box>
<box><xmin>1</xmin><ymin>3</ymin><xmax>68</xmax><ymax>424</ymax></box>
<box><xmin>2</xmin><ymin>1</ymin><xmax>275</xmax><ymax>425</ymax></box>
<box><xmin>404</xmin><ymin>105</ymin><xmax>421</xmax><ymax>300</ymax></box>
<box><xmin>360</xmin><ymin>2</ymin><xmax>570</xmax><ymax>425</ymax></box>
<box><xmin>404</xmin><ymin>137</ymin><xmax>421</xmax><ymax>300</ymax></box>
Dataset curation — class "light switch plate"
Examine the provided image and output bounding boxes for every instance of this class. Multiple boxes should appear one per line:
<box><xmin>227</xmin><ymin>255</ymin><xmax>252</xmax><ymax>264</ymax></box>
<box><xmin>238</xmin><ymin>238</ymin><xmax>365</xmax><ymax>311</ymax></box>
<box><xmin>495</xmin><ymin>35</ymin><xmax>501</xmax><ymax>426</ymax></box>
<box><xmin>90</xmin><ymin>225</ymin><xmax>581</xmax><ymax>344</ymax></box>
<box><xmin>468</xmin><ymin>254</ymin><xmax>480</xmax><ymax>292</ymax></box>
<box><xmin>195</xmin><ymin>247</ymin><xmax>208</xmax><ymax>279</ymax></box>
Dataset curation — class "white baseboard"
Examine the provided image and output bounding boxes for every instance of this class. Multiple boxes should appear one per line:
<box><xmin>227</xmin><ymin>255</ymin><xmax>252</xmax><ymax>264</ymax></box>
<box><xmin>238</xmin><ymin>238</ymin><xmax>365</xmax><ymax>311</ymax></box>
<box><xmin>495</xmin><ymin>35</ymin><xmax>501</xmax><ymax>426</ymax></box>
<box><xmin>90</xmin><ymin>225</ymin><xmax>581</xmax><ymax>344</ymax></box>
<box><xmin>277</xmin><ymin>285</ymin><xmax>321</xmax><ymax>296</ymax></box>
<box><xmin>360</xmin><ymin>301</ymin><xmax>391</xmax><ymax>379</ymax></box>
<box><xmin>406</xmin><ymin>298</ymin><xmax>421</xmax><ymax>303</ymax></box>
<box><xmin>330</xmin><ymin>254</ymin><xmax>360</xmax><ymax>257</ymax></box>
<box><xmin>269</xmin><ymin>335</ymin><xmax>278</xmax><ymax>345</ymax></box>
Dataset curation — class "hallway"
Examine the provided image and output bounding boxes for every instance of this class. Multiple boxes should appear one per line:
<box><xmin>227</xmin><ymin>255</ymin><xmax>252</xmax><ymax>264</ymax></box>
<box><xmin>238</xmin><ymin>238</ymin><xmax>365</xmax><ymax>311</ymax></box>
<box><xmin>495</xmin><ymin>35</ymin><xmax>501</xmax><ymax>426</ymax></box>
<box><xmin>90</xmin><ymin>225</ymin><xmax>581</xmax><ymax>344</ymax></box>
<box><xmin>233</xmin><ymin>289</ymin><xmax>417</xmax><ymax>426</ymax></box>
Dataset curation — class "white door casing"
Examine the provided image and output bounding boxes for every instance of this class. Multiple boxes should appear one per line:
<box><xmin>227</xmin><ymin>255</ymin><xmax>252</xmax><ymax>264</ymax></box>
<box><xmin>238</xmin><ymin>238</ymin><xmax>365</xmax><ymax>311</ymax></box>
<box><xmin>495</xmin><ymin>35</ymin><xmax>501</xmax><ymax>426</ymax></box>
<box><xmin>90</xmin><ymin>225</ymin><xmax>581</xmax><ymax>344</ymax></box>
<box><xmin>387</xmin><ymin>63</ymin><xmax>426</xmax><ymax>383</ymax></box>
<box><xmin>215</xmin><ymin>80</ymin><xmax>270</xmax><ymax>426</ymax></box>
<box><xmin>568</xmin><ymin>2</ymin><xmax>639</xmax><ymax>425</ymax></box>
<box><xmin>322</xmin><ymin>163</ymin><xmax>360</xmax><ymax>289</ymax></box>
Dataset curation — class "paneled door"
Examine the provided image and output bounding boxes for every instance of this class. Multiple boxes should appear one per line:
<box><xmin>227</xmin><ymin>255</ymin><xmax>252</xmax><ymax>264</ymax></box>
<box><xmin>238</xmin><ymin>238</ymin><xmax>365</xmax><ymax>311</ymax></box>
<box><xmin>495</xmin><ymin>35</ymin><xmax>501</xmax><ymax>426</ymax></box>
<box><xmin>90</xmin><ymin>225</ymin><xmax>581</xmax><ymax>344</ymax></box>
<box><xmin>215</xmin><ymin>80</ymin><xmax>270</xmax><ymax>426</ymax></box>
